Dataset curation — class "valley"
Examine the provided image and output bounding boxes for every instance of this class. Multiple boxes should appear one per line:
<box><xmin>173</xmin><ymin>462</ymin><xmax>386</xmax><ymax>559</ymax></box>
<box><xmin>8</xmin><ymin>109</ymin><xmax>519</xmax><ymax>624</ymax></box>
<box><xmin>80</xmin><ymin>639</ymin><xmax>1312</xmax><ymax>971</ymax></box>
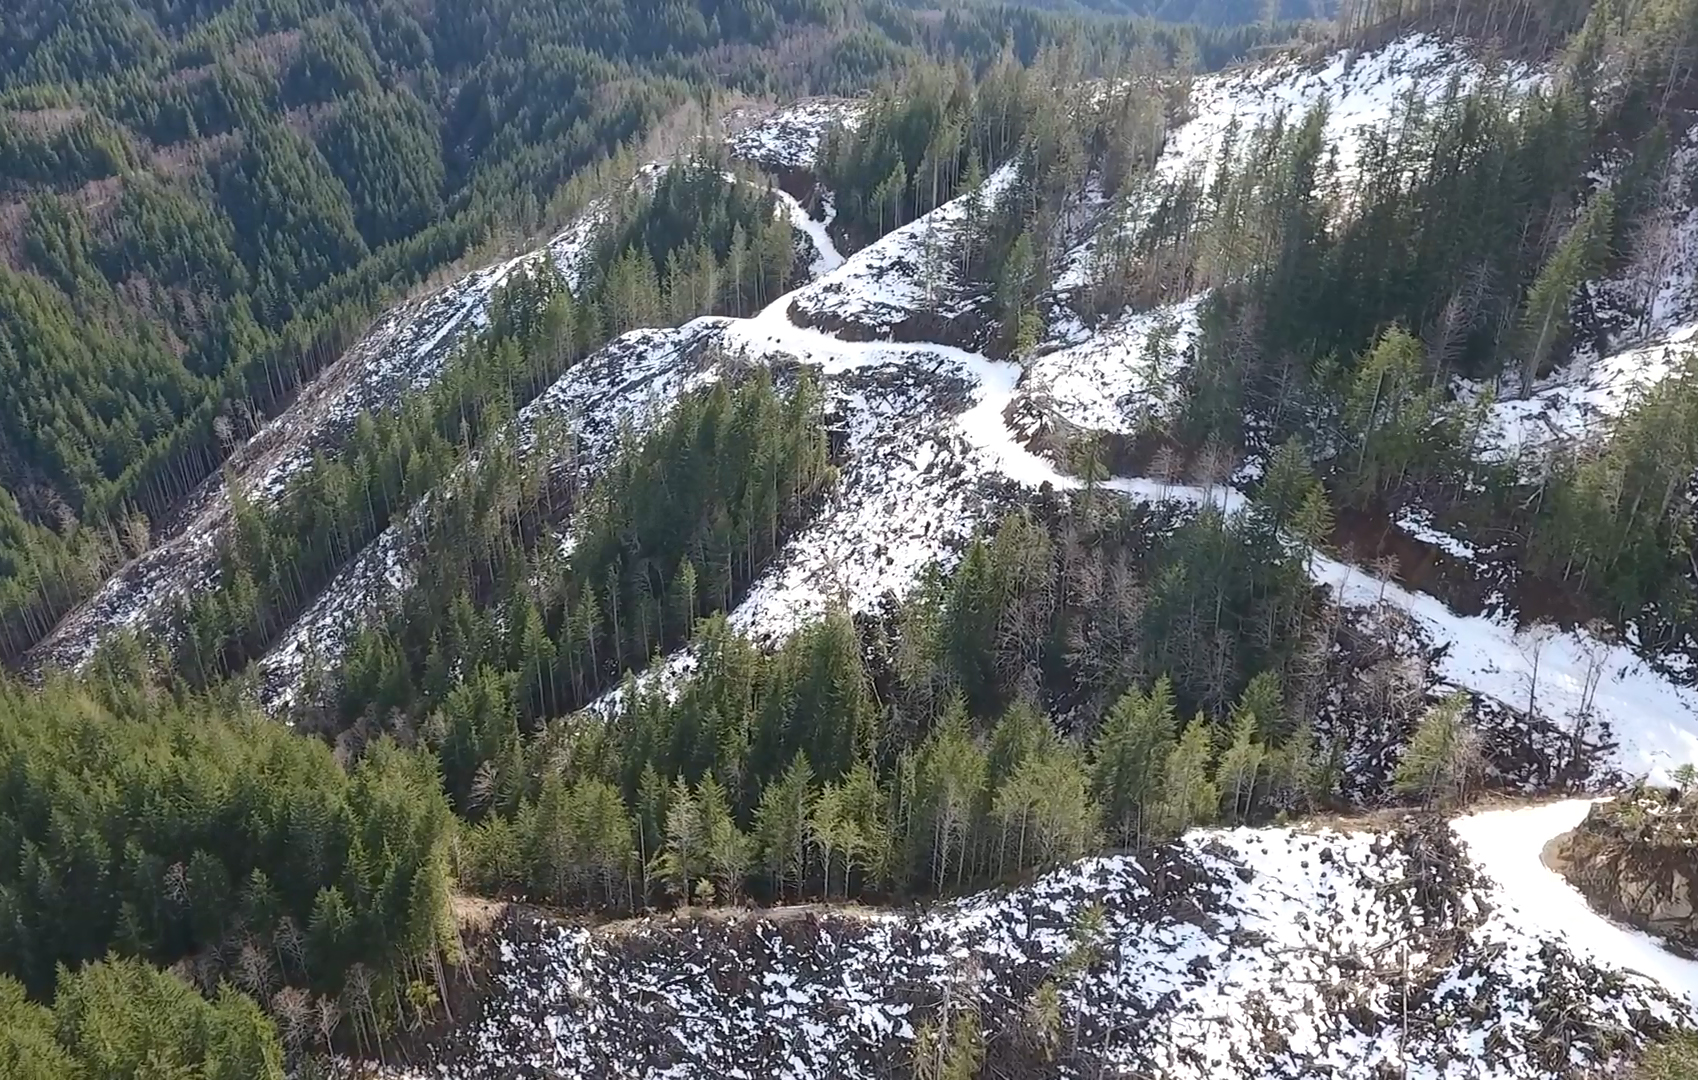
<box><xmin>3</xmin><ymin>0</ymin><xmax>1698</xmax><ymax>1076</ymax></box>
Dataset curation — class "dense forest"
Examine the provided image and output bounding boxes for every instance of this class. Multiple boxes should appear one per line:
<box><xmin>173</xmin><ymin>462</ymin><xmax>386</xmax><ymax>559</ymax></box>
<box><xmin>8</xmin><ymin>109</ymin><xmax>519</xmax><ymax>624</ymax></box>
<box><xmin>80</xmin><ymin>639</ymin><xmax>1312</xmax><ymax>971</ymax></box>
<box><xmin>1</xmin><ymin>0</ymin><xmax>1697</xmax><ymax>1071</ymax></box>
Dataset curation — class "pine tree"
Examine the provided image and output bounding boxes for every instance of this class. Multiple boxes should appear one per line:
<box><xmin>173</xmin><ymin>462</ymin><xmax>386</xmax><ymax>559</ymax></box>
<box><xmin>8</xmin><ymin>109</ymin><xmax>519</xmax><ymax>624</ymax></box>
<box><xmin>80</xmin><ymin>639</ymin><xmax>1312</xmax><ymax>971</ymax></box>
<box><xmin>1158</xmin><ymin>714</ymin><xmax>1217</xmax><ymax>837</ymax></box>
<box><xmin>1392</xmin><ymin>692</ymin><xmax>1481</xmax><ymax>807</ymax></box>
<box><xmin>754</xmin><ymin>753</ymin><xmax>815</xmax><ymax>900</ymax></box>
<box><xmin>652</xmin><ymin>779</ymin><xmax>706</xmax><ymax>908</ymax></box>
<box><xmin>1518</xmin><ymin>192</ymin><xmax>1615</xmax><ymax>396</ymax></box>
<box><xmin>698</xmin><ymin>776</ymin><xmax>749</xmax><ymax>904</ymax></box>
<box><xmin>1214</xmin><ymin>710</ymin><xmax>1266</xmax><ymax>824</ymax></box>
<box><xmin>1090</xmin><ymin>679</ymin><xmax>1177</xmax><ymax>847</ymax></box>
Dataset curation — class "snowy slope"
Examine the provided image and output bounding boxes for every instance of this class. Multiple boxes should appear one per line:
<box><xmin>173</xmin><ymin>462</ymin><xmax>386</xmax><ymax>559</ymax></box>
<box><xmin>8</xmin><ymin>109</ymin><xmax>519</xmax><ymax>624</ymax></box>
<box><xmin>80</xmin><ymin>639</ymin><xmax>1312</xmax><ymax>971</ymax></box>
<box><xmin>786</xmin><ymin>163</ymin><xmax>1019</xmax><ymax>339</ymax></box>
<box><xmin>26</xmin><ymin>213</ymin><xmax>602</xmax><ymax>674</ymax></box>
<box><xmin>726</xmin><ymin>98</ymin><xmax>863</xmax><ymax>172</ymax></box>
<box><xmin>1169</xmin><ymin>34</ymin><xmax>1538</xmax><ymax>192</ymax></box>
<box><xmin>1026</xmin><ymin>294</ymin><xmax>1207</xmax><ymax>435</ymax></box>
<box><xmin>1472</xmin><ymin>127</ymin><xmax>1698</xmax><ymax>462</ymax></box>
<box><xmin>1314</xmin><ymin>554</ymin><xmax>1698</xmax><ymax>786</ymax></box>
<box><xmin>1456</xmin><ymin>800</ymin><xmax>1698</xmax><ymax>1006</ymax></box>
<box><xmin>392</xmin><ymin>819</ymin><xmax>1684</xmax><ymax>1080</ymax></box>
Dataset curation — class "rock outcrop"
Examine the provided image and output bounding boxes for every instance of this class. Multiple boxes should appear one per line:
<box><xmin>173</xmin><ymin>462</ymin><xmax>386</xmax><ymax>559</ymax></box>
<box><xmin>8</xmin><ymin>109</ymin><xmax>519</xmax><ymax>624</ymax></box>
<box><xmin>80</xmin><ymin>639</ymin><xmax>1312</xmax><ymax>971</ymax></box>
<box><xmin>1558</xmin><ymin>791</ymin><xmax>1698</xmax><ymax>956</ymax></box>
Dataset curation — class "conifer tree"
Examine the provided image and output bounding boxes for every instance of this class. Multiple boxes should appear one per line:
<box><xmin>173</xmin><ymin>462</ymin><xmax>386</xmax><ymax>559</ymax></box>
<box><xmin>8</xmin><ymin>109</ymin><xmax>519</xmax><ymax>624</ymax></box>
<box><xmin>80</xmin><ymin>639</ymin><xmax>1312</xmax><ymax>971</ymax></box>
<box><xmin>1393</xmin><ymin>692</ymin><xmax>1481</xmax><ymax>808</ymax></box>
<box><xmin>1090</xmin><ymin>679</ymin><xmax>1178</xmax><ymax>847</ymax></box>
<box><xmin>1158</xmin><ymin>714</ymin><xmax>1218</xmax><ymax>836</ymax></box>
<box><xmin>653</xmin><ymin>779</ymin><xmax>707</xmax><ymax>908</ymax></box>
<box><xmin>1518</xmin><ymin>192</ymin><xmax>1616</xmax><ymax>396</ymax></box>
<box><xmin>754</xmin><ymin>753</ymin><xmax>816</xmax><ymax>900</ymax></box>
<box><xmin>1214</xmin><ymin>710</ymin><xmax>1266</xmax><ymax>824</ymax></box>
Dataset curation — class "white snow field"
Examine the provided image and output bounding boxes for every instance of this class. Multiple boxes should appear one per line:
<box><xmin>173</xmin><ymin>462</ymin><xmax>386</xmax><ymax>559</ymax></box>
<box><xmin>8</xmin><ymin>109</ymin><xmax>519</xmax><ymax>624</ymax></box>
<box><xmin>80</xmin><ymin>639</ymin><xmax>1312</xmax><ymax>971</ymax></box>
<box><xmin>1166</xmin><ymin>34</ymin><xmax>1540</xmax><ymax>192</ymax></box>
<box><xmin>394</xmin><ymin>817</ymin><xmax>1685</xmax><ymax>1080</ymax></box>
<box><xmin>1313</xmin><ymin>553</ymin><xmax>1698</xmax><ymax>786</ymax></box>
<box><xmin>1026</xmin><ymin>293</ymin><xmax>1207</xmax><ymax>434</ymax></box>
<box><xmin>726</xmin><ymin>97</ymin><xmax>863</xmax><ymax>172</ymax></box>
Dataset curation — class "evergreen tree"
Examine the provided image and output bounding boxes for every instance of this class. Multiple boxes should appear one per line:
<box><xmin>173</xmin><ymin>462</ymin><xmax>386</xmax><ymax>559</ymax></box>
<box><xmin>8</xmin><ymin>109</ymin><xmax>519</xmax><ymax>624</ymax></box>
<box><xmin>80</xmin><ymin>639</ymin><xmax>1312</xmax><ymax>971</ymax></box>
<box><xmin>1090</xmin><ymin>679</ymin><xmax>1178</xmax><ymax>847</ymax></box>
<box><xmin>1159</xmin><ymin>714</ymin><xmax>1218</xmax><ymax>836</ymax></box>
<box><xmin>1392</xmin><ymin>693</ymin><xmax>1481</xmax><ymax>808</ymax></box>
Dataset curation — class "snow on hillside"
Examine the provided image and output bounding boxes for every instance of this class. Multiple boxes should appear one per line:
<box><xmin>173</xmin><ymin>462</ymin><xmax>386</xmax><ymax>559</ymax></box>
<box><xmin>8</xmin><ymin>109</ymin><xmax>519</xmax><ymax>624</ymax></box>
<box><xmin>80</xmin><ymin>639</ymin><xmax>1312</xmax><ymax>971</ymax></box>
<box><xmin>1170</xmin><ymin>35</ymin><xmax>1538</xmax><ymax>191</ymax></box>
<box><xmin>1471</xmin><ymin>128</ymin><xmax>1698</xmax><ymax>463</ymax></box>
<box><xmin>786</xmin><ymin>162</ymin><xmax>1019</xmax><ymax>337</ymax></box>
<box><xmin>1026</xmin><ymin>294</ymin><xmax>1207</xmax><ymax>434</ymax></box>
<box><xmin>1313</xmin><ymin>552</ymin><xmax>1698</xmax><ymax>786</ymax></box>
<box><xmin>1470</xmin><ymin>324</ymin><xmax>1698</xmax><ymax>461</ymax></box>
<box><xmin>727</xmin><ymin>98</ymin><xmax>863</xmax><ymax>172</ymax></box>
<box><xmin>393</xmin><ymin>819</ymin><xmax>1682</xmax><ymax>1080</ymax></box>
<box><xmin>27</xmin><ymin>212</ymin><xmax>602</xmax><ymax>674</ymax></box>
<box><xmin>771</xmin><ymin>187</ymin><xmax>844</xmax><ymax>277</ymax></box>
<box><xmin>258</xmin><ymin>319</ymin><xmax>734</xmax><ymax>710</ymax></box>
<box><xmin>1456</xmin><ymin>799</ymin><xmax>1698</xmax><ymax>1006</ymax></box>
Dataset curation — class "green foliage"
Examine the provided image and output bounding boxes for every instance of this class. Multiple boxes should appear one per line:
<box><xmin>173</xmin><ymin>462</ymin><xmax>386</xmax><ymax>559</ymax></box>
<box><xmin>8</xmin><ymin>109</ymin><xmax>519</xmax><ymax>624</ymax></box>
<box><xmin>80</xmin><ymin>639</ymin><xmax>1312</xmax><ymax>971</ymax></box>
<box><xmin>1090</xmin><ymin>678</ymin><xmax>1177</xmax><ymax>846</ymax></box>
<box><xmin>0</xmin><ymin>676</ymin><xmax>455</xmax><ymax>998</ymax></box>
<box><xmin>1517</xmin><ymin>191</ymin><xmax>1615</xmax><ymax>395</ymax></box>
<box><xmin>1340</xmin><ymin>326</ymin><xmax>1454</xmax><ymax>505</ymax></box>
<box><xmin>1</xmin><ymin>0</ymin><xmax>1034</xmax><ymax>665</ymax></box>
<box><xmin>1392</xmin><ymin>692</ymin><xmax>1481</xmax><ymax>807</ymax></box>
<box><xmin>1637</xmin><ymin>1032</ymin><xmax>1698</xmax><ymax>1080</ymax></box>
<box><xmin>0</xmin><ymin>958</ymin><xmax>284</xmax><ymax>1080</ymax></box>
<box><xmin>1530</xmin><ymin>349</ymin><xmax>1698</xmax><ymax>634</ymax></box>
<box><xmin>50</xmin><ymin>958</ymin><xmax>285</xmax><ymax>1080</ymax></box>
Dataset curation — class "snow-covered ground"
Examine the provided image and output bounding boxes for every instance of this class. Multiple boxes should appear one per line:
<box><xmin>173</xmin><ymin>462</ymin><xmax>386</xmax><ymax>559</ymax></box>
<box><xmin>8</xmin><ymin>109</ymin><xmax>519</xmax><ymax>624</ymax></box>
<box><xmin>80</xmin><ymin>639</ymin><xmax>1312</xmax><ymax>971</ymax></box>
<box><xmin>726</xmin><ymin>98</ymin><xmax>863</xmax><ymax>172</ymax></box>
<box><xmin>772</xmin><ymin>187</ymin><xmax>844</xmax><ymax>277</ymax></box>
<box><xmin>391</xmin><ymin>816</ymin><xmax>1686</xmax><ymax>1080</ymax></box>
<box><xmin>1315</xmin><ymin>552</ymin><xmax>1698</xmax><ymax>786</ymax></box>
<box><xmin>1026</xmin><ymin>294</ymin><xmax>1206</xmax><ymax>434</ymax></box>
<box><xmin>1168</xmin><ymin>34</ymin><xmax>1539</xmax><ymax>193</ymax></box>
<box><xmin>1471</xmin><ymin>130</ymin><xmax>1698</xmax><ymax>462</ymax></box>
<box><xmin>786</xmin><ymin>162</ymin><xmax>1018</xmax><ymax>338</ymax></box>
<box><xmin>1455</xmin><ymin>800</ymin><xmax>1698</xmax><ymax>1006</ymax></box>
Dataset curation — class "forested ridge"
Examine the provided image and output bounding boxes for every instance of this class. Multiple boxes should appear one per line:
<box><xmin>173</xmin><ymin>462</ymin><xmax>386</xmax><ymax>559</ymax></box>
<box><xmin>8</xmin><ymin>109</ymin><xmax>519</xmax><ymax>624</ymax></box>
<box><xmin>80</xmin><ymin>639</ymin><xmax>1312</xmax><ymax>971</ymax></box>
<box><xmin>0</xmin><ymin>0</ymin><xmax>1283</xmax><ymax>669</ymax></box>
<box><xmin>2</xmin><ymin>0</ymin><xmax>1698</xmax><ymax>1072</ymax></box>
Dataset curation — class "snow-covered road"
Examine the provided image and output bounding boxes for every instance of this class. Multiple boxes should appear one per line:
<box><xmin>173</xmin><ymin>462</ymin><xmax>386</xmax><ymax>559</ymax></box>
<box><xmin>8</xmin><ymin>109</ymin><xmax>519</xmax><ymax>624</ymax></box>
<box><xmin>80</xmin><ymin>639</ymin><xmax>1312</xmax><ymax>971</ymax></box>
<box><xmin>1455</xmin><ymin>800</ymin><xmax>1698</xmax><ymax>1006</ymax></box>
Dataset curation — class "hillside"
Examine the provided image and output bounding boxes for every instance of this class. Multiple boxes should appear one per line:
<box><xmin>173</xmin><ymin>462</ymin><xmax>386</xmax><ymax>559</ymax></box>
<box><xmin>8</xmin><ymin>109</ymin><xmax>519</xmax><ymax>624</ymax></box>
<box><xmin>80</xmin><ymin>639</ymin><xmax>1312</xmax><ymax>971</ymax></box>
<box><xmin>4</xmin><ymin>0</ymin><xmax>1698</xmax><ymax>1076</ymax></box>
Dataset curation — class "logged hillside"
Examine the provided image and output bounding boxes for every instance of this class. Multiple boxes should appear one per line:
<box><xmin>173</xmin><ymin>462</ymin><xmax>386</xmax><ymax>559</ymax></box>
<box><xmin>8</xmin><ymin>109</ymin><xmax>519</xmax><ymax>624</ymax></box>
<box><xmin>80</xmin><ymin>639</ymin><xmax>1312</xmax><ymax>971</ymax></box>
<box><xmin>0</xmin><ymin>0</ymin><xmax>1294</xmax><ymax>672</ymax></box>
<box><xmin>5</xmin><ymin>0</ymin><xmax>1698</xmax><ymax>1075</ymax></box>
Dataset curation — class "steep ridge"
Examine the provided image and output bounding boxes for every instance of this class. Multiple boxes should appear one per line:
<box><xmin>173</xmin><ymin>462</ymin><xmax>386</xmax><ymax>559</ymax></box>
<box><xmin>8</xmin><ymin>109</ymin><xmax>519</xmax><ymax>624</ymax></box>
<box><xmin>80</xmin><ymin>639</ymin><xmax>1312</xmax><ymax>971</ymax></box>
<box><xmin>23</xmin><ymin>212</ymin><xmax>605</xmax><ymax>674</ymax></box>
<box><xmin>26</xmin><ymin>35</ymin><xmax>1698</xmax><ymax>1075</ymax></box>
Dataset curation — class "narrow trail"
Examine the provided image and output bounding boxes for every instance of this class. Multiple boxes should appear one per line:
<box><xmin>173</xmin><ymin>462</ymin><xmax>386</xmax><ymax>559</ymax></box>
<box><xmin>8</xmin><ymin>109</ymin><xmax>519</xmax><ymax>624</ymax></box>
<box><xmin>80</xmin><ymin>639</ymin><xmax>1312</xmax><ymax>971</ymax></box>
<box><xmin>1455</xmin><ymin>800</ymin><xmax>1698</xmax><ymax>1006</ymax></box>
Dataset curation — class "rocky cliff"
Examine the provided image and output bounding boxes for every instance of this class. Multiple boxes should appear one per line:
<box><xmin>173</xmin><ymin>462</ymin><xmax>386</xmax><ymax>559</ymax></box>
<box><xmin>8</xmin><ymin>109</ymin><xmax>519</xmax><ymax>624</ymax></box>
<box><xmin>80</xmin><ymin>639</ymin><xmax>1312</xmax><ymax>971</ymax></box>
<box><xmin>1558</xmin><ymin>792</ymin><xmax>1698</xmax><ymax>956</ymax></box>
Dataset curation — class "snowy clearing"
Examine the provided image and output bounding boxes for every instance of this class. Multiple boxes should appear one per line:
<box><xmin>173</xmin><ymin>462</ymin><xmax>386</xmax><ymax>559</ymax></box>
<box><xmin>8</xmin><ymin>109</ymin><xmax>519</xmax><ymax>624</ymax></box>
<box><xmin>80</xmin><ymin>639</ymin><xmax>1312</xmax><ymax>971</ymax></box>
<box><xmin>389</xmin><ymin>818</ymin><xmax>1685</xmax><ymax>1080</ymax></box>
<box><xmin>1026</xmin><ymin>293</ymin><xmax>1206</xmax><ymax>434</ymax></box>
<box><xmin>726</xmin><ymin>97</ymin><xmax>863</xmax><ymax>172</ymax></box>
<box><xmin>1314</xmin><ymin>555</ymin><xmax>1698</xmax><ymax>785</ymax></box>
<box><xmin>786</xmin><ymin>162</ymin><xmax>1019</xmax><ymax>335</ymax></box>
<box><xmin>1170</xmin><ymin>35</ymin><xmax>1539</xmax><ymax>192</ymax></box>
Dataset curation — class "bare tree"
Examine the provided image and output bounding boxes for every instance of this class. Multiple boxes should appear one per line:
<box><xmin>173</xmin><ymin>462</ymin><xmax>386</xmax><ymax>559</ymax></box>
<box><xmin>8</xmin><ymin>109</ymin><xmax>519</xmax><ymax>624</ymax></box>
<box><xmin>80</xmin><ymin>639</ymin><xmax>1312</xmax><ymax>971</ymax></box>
<box><xmin>315</xmin><ymin>994</ymin><xmax>343</xmax><ymax>1053</ymax></box>
<box><xmin>271</xmin><ymin>987</ymin><xmax>314</xmax><ymax>1057</ymax></box>
<box><xmin>1373</xmin><ymin>552</ymin><xmax>1400</xmax><ymax>604</ymax></box>
<box><xmin>1516</xmin><ymin>624</ymin><xmax>1556</xmax><ymax>722</ymax></box>
<box><xmin>234</xmin><ymin>939</ymin><xmax>275</xmax><ymax>998</ymax></box>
